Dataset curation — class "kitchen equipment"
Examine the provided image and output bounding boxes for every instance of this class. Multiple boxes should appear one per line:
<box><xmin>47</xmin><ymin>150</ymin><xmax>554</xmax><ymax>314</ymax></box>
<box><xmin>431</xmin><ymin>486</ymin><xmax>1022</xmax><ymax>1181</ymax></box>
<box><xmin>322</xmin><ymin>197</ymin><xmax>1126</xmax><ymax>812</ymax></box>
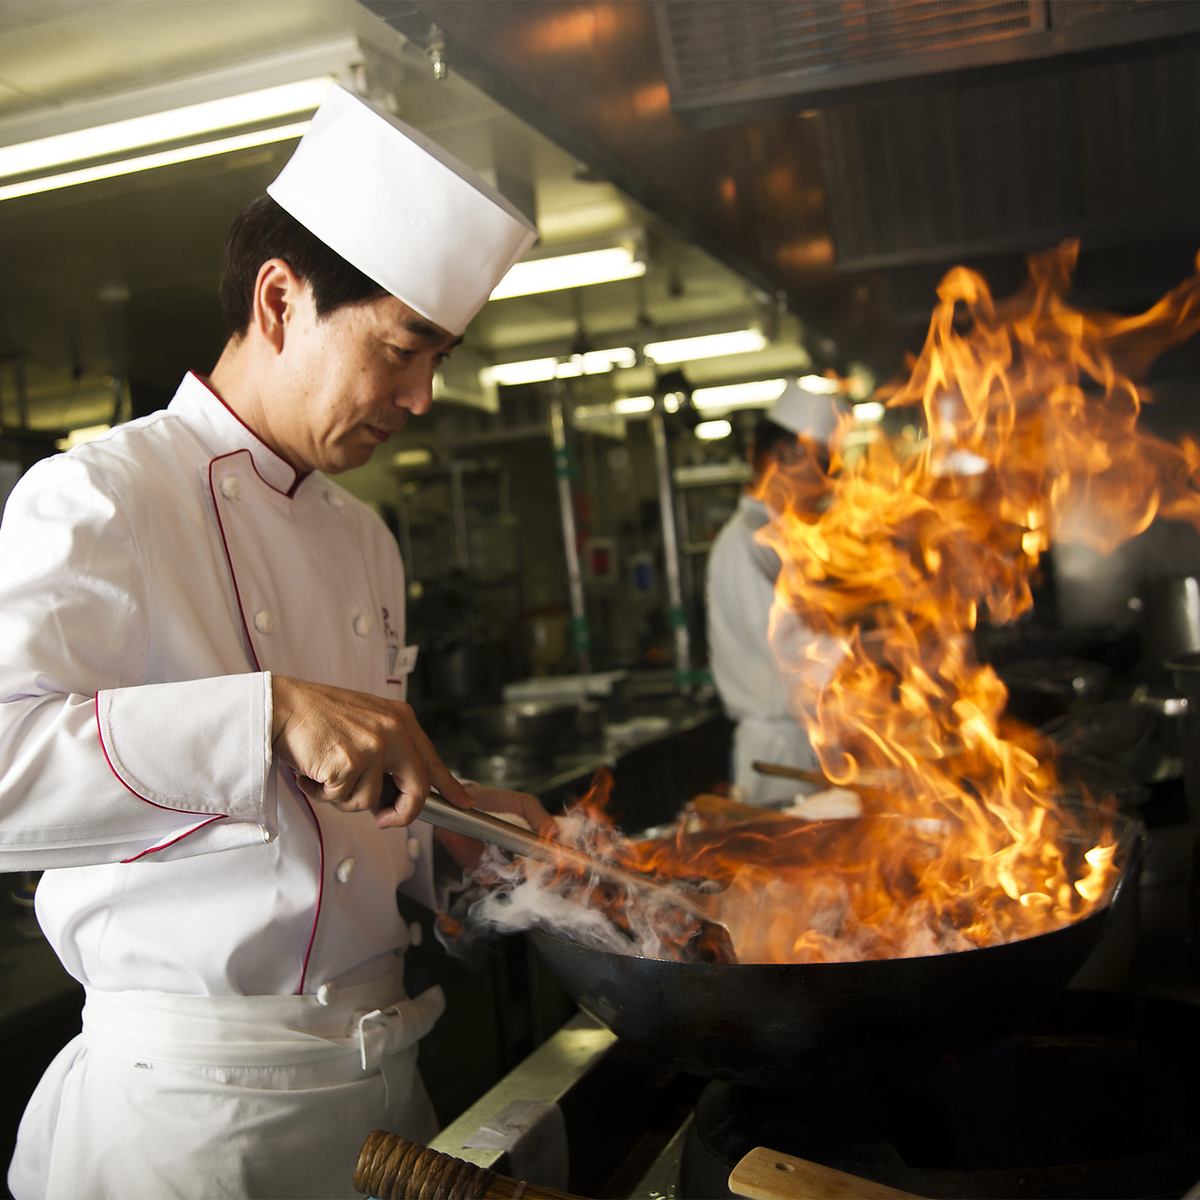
<box><xmin>528</xmin><ymin>808</ymin><xmax>1143</xmax><ymax>1088</ymax></box>
<box><xmin>1133</xmin><ymin>575</ymin><xmax>1200</xmax><ymax>673</ymax></box>
<box><xmin>417</xmin><ymin>794</ymin><xmax>737</xmax><ymax>958</ymax></box>
<box><xmin>460</xmin><ymin>702</ymin><xmax>579</xmax><ymax>752</ymax></box>
<box><xmin>353</xmin><ymin>1130</ymin><xmax>927</xmax><ymax>1200</ymax></box>
<box><xmin>995</xmin><ymin>657</ymin><xmax>1111</xmax><ymax>725</ymax></box>
<box><xmin>1040</xmin><ymin>698</ymin><xmax>1178</xmax><ymax>787</ymax></box>
<box><xmin>681</xmin><ymin>989</ymin><xmax>1200</xmax><ymax>1200</ymax></box>
<box><xmin>1161</xmin><ymin>652</ymin><xmax>1200</xmax><ymax>825</ymax></box>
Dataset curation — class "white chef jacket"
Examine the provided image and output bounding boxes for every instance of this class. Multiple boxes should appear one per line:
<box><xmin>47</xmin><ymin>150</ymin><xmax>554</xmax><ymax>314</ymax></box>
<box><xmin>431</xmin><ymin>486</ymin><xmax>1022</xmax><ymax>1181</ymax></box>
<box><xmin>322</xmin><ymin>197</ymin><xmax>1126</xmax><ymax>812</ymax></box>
<box><xmin>705</xmin><ymin>494</ymin><xmax>837</xmax><ymax>805</ymax></box>
<box><xmin>0</xmin><ymin>370</ymin><xmax>437</xmax><ymax>991</ymax></box>
<box><xmin>0</xmin><ymin>372</ymin><xmax>442</xmax><ymax>1197</ymax></box>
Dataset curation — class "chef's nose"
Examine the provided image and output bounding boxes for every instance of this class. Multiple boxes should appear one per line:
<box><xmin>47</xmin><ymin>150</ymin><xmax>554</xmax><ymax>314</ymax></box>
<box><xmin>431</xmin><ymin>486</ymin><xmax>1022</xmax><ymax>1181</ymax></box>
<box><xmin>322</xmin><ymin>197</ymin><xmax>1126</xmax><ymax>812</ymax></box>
<box><xmin>397</xmin><ymin>371</ymin><xmax>434</xmax><ymax>416</ymax></box>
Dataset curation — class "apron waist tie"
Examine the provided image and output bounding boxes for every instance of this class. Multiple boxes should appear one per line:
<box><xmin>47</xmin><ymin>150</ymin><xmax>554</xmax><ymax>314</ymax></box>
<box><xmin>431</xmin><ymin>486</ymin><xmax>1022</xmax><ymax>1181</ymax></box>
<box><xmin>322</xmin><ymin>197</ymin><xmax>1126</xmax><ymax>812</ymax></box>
<box><xmin>80</xmin><ymin>970</ymin><xmax>446</xmax><ymax>1073</ymax></box>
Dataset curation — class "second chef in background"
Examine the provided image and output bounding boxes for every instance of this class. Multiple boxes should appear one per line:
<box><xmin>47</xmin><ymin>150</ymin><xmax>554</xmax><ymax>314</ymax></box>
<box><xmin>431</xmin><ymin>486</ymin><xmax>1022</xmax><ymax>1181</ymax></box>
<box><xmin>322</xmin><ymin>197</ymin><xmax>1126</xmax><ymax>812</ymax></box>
<box><xmin>706</xmin><ymin>380</ymin><xmax>845</xmax><ymax>805</ymax></box>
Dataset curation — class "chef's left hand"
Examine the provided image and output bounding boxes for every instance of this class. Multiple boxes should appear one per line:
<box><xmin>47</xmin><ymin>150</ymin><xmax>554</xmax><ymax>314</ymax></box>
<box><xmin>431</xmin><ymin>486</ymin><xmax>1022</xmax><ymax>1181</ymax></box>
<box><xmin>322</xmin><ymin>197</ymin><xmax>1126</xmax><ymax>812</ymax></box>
<box><xmin>434</xmin><ymin>782</ymin><xmax>556</xmax><ymax>870</ymax></box>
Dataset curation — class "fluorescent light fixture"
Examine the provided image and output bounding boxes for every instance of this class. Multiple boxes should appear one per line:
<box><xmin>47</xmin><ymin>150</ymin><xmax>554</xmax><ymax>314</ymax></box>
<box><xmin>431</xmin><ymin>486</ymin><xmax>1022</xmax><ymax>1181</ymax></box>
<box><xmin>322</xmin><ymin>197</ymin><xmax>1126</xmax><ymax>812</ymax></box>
<box><xmin>0</xmin><ymin>122</ymin><xmax>310</xmax><ymax>203</ymax></box>
<box><xmin>490</xmin><ymin>247</ymin><xmax>645</xmax><ymax>300</ymax></box>
<box><xmin>392</xmin><ymin>448</ymin><xmax>434</xmax><ymax>469</ymax></box>
<box><xmin>643</xmin><ymin>329</ymin><xmax>766</xmax><ymax>365</ymax></box>
<box><xmin>577</xmin><ymin>347</ymin><xmax>637</xmax><ymax>373</ymax></box>
<box><xmin>853</xmin><ymin>401</ymin><xmax>886</xmax><ymax>423</ymax></box>
<box><xmin>692</xmin><ymin>378</ymin><xmax>786</xmax><ymax>412</ymax></box>
<box><xmin>482</xmin><ymin>346</ymin><xmax>635</xmax><ymax>388</ymax></box>
<box><xmin>0</xmin><ymin>78</ymin><xmax>331</xmax><ymax>180</ymax></box>
<box><xmin>612</xmin><ymin>395</ymin><xmax>655</xmax><ymax>415</ymax></box>
<box><xmin>799</xmin><ymin>374</ymin><xmax>842</xmax><ymax>395</ymax></box>
<box><xmin>56</xmin><ymin>424</ymin><xmax>111</xmax><ymax>451</ymax></box>
<box><xmin>694</xmin><ymin>418</ymin><xmax>733</xmax><ymax>440</ymax></box>
<box><xmin>0</xmin><ymin>39</ymin><xmax>358</xmax><ymax>204</ymax></box>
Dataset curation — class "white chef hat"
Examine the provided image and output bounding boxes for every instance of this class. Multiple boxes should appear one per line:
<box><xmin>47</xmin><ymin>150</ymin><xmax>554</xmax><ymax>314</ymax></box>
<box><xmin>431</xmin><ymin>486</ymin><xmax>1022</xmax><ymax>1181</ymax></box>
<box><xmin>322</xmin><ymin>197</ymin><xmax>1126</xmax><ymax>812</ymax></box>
<box><xmin>769</xmin><ymin>378</ymin><xmax>842</xmax><ymax>445</ymax></box>
<box><xmin>267</xmin><ymin>85</ymin><xmax>538</xmax><ymax>336</ymax></box>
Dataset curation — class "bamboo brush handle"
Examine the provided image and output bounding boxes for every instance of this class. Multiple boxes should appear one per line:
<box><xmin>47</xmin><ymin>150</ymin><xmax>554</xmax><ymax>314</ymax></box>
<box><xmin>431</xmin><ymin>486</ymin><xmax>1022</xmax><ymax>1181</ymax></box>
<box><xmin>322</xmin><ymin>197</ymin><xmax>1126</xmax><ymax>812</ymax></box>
<box><xmin>355</xmin><ymin>1130</ymin><xmax>581</xmax><ymax>1199</ymax></box>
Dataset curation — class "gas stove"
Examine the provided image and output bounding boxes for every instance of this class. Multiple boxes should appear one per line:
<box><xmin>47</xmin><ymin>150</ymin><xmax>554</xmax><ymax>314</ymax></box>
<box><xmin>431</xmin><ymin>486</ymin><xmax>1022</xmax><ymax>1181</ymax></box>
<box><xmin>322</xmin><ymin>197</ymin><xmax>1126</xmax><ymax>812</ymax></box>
<box><xmin>428</xmin><ymin>986</ymin><xmax>1200</xmax><ymax>1200</ymax></box>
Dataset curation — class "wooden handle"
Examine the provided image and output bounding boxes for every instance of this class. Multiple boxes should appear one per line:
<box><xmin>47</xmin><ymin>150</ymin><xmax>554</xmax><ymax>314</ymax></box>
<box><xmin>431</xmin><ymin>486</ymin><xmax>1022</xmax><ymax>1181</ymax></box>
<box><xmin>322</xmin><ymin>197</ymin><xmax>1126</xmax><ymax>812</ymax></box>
<box><xmin>355</xmin><ymin>1130</ymin><xmax>580</xmax><ymax>1199</ymax></box>
<box><xmin>689</xmin><ymin>793</ymin><xmax>800</xmax><ymax>823</ymax></box>
<box><xmin>728</xmin><ymin>1146</ymin><xmax>926</xmax><ymax>1200</ymax></box>
<box><xmin>751</xmin><ymin>760</ymin><xmax>831</xmax><ymax>786</ymax></box>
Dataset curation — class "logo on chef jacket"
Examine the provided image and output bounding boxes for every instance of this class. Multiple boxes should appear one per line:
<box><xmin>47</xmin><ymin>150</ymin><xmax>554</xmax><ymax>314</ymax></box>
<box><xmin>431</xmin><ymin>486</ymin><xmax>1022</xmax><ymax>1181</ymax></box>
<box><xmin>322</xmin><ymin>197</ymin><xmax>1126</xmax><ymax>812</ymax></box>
<box><xmin>383</xmin><ymin>607</ymin><xmax>403</xmax><ymax>678</ymax></box>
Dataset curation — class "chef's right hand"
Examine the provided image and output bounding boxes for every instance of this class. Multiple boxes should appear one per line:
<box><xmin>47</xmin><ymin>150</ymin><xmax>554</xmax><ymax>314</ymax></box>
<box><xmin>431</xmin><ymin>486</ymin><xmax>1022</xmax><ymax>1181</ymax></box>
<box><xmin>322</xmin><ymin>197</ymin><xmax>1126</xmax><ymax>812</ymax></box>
<box><xmin>270</xmin><ymin>675</ymin><xmax>472</xmax><ymax>827</ymax></box>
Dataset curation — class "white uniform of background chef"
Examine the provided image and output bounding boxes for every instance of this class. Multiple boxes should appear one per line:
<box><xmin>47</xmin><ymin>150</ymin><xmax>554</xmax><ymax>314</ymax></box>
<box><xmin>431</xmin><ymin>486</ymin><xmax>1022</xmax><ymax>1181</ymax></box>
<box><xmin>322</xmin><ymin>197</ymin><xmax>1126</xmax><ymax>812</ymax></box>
<box><xmin>0</xmin><ymin>85</ymin><xmax>551</xmax><ymax>1200</ymax></box>
<box><xmin>705</xmin><ymin>381</ymin><xmax>844</xmax><ymax>806</ymax></box>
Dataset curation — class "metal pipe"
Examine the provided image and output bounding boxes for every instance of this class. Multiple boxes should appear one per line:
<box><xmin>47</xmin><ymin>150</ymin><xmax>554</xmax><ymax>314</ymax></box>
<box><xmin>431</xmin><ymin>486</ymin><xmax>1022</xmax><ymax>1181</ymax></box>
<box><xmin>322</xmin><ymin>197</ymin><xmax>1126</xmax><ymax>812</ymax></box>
<box><xmin>449</xmin><ymin>462</ymin><xmax>470</xmax><ymax>571</ymax></box>
<box><xmin>549</xmin><ymin>393</ymin><xmax>590</xmax><ymax>674</ymax></box>
<box><xmin>649</xmin><ymin>401</ymin><xmax>692</xmax><ymax>693</ymax></box>
<box><xmin>14</xmin><ymin>354</ymin><xmax>28</xmax><ymax>430</ymax></box>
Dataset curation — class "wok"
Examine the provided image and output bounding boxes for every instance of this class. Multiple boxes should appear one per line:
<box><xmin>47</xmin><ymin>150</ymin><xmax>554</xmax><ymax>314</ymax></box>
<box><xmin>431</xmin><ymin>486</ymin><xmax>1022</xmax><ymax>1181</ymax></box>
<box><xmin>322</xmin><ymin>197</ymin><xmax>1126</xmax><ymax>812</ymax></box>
<box><xmin>459</xmin><ymin>701</ymin><xmax>578</xmax><ymax>750</ymax></box>
<box><xmin>530</xmin><ymin>809</ymin><xmax>1143</xmax><ymax>1088</ymax></box>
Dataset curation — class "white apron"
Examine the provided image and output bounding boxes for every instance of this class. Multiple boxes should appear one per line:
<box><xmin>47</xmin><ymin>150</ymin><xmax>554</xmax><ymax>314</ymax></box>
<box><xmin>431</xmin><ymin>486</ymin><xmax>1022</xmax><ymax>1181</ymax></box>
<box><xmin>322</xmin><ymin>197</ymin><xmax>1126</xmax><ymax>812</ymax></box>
<box><xmin>8</xmin><ymin>971</ymin><xmax>445</xmax><ymax>1200</ymax></box>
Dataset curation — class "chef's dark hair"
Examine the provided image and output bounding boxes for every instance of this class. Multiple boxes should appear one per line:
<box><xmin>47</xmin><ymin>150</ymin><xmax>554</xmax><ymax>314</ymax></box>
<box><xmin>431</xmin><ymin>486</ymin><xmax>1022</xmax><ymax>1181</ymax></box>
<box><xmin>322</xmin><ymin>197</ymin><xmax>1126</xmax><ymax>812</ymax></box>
<box><xmin>752</xmin><ymin>417</ymin><xmax>798</xmax><ymax>465</ymax></box>
<box><xmin>218</xmin><ymin>195</ymin><xmax>387</xmax><ymax>336</ymax></box>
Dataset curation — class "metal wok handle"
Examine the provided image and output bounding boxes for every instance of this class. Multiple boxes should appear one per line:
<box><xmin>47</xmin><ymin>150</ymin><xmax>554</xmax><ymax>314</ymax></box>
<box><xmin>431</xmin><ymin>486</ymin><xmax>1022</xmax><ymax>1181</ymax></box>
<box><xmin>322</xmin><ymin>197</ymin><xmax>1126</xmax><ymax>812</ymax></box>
<box><xmin>1131</xmin><ymin>685</ymin><xmax>1189</xmax><ymax>717</ymax></box>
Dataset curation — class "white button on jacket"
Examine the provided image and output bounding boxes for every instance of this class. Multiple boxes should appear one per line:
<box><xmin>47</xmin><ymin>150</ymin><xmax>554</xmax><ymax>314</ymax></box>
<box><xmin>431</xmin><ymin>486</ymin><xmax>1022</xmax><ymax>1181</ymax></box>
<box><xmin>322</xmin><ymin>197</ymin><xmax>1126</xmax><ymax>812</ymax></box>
<box><xmin>0</xmin><ymin>372</ymin><xmax>433</xmax><ymax>996</ymax></box>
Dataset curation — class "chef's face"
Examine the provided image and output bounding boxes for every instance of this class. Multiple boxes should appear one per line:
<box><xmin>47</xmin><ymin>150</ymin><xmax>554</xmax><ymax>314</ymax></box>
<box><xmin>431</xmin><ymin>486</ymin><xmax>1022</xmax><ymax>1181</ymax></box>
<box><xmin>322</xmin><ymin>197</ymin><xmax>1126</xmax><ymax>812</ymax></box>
<box><xmin>274</xmin><ymin>282</ymin><xmax>460</xmax><ymax>474</ymax></box>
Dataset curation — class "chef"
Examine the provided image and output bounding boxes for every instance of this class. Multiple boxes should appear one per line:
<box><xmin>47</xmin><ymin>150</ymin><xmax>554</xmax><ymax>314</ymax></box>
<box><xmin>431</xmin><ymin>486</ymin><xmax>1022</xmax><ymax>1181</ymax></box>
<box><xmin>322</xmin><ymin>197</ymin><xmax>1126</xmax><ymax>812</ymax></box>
<box><xmin>1</xmin><ymin>85</ymin><xmax>548</xmax><ymax>1200</ymax></box>
<box><xmin>705</xmin><ymin>379</ymin><xmax>844</xmax><ymax>805</ymax></box>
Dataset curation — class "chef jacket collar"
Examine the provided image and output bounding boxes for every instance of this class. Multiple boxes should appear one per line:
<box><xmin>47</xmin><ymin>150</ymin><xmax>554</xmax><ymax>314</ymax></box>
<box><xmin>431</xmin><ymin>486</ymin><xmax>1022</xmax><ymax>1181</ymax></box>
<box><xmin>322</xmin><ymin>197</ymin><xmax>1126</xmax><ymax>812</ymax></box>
<box><xmin>170</xmin><ymin>372</ymin><xmax>302</xmax><ymax>496</ymax></box>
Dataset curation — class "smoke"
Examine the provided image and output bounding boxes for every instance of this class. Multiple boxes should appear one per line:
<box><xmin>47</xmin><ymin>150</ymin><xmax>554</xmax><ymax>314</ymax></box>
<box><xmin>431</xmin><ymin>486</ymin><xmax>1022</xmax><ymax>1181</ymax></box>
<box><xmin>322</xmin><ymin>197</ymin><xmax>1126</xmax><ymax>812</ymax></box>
<box><xmin>437</xmin><ymin>806</ymin><xmax>706</xmax><ymax>963</ymax></box>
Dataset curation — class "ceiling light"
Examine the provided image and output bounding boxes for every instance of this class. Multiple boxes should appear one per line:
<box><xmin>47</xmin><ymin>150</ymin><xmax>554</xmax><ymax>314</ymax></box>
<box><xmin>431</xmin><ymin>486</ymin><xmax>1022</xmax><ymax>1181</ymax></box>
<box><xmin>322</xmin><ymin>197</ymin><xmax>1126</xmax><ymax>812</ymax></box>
<box><xmin>853</xmin><ymin>401</ymin><xmax>886</xmax><ymax>423</ymax></box>
<box><xmin>490</xmin><ymin>247</ymin><xmax>645</xmax><ymax>300</ymax></box>
<box><xmin>0</xmin><ymin>122</ymin><xmax>311</xmax><ymax>203</ymax></box>
<box><xmin>643</xmin><ymin>329</ymin><xmax>767</xmax><ymax>365</ymax></box>
<box><xmin>0</xmin><ymin>78</ymin><xmax>330</xmax><ymax>179</ymax></box>
<box><xmin>55</xmin><ymin>424</ymin><xmax>111</xmax><ymax>451</ymax></box>
<box><xmin>612</xmin><ymin>395</ymin><xmax>655</xmax><ymax>415</ymax></box>
<box><xmin>694</xmin><ymin>419</ymin><xmax>733</xmax><ymax>440</ymax></box>
<box><xmin>799</xmin><ymin>374</ymin><xmax>842</xmax><ymax>395</ymax></box>
<box><xmin>0</xmin><ymin>41</ymin><xmax>361</xmax><ymax>203</ymax></box>
<box><xmin>481</xmin><ymin>346</ymin><xmax>636</xmax><ymax>387</ymax></box>
<box><xmin>392</xmin><ymin>448</ymin><xmax>435</xmax><ymax>469</ymax></box>
<box><xmin>692</xmin><ymin>378</ymin><xmax>786</xmax><ymax>412</ymax></box>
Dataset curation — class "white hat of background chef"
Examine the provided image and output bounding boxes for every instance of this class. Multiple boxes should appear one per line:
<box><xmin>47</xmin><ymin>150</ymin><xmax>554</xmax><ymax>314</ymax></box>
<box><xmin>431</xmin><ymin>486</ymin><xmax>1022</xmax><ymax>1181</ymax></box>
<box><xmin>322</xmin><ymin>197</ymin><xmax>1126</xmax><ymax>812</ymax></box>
<box><xmin>267</xmin><ymin>85</ymin><xmax>538</xmax><ymax>336</ymax></box>
<box><xmin>769</xmin><ymin>378</ymin><xmax>841</xmax><ymax>445</ymax></box>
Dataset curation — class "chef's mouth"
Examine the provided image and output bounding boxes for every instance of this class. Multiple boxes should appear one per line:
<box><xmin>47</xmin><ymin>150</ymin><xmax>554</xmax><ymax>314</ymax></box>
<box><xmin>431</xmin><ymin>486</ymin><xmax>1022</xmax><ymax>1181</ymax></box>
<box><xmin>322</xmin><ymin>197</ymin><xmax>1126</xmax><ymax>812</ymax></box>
<box><xmin>363</xmin><ymin>424</ymin><xmax>393</xmax><ymax>443</ymax></box>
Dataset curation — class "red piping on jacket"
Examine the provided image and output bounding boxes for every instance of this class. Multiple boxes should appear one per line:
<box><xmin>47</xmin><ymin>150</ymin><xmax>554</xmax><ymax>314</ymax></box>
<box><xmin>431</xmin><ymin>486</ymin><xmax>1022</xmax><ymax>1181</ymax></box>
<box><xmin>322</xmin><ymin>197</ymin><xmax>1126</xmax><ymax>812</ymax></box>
<box><xmin>121</xmin><ymin>815</ymin><xmax>228</xmax><ymax>864</ymax></box>
<box><xmin>94</xmin><ymin>696</ymin><xmax>231</xmax><ymax>861</ymax></box>
<box><xmin>207</xmin><ymin>452</ymin><xmax>325</xmax><ymax>994</ymax></box>
<box><xmin>190</xmin><ymin>371</ymin><xmax>307</xmax><ymax>498</ymax></box>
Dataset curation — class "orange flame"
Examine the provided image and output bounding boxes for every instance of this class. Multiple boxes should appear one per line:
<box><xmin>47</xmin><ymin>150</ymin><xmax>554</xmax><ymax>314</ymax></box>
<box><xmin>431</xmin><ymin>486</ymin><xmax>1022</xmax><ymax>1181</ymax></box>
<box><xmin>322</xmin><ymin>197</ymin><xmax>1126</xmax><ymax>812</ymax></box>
<box><xmin>711</xmin><ymin>241</ymin><xmax>1200</xmax><ymax>961</ymax></box>
<box><xmin>472</xmin><ymin>245</ymin><xmax>1193</xmax><ymax>966</ymax></box>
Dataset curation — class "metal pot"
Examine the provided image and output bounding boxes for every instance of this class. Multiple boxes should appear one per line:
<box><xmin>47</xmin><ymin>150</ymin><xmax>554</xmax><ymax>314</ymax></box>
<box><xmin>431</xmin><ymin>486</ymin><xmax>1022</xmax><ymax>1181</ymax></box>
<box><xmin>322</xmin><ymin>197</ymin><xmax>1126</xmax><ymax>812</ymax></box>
<box><xmin>996</xmin><ymin>657</ymin><xmax>1111</xmax><ymax>725</ymax></box>
<box><xmin>1163</xmin><ymin>652</ymin><xmax>1200</xmax><ymax>825</ymax></box>
<box><xmin>529</xmin><ymin>809</ymin><xmax>1143</xmax><ymax>1087</ymax></box>
<box><xmin>1134</xmin><ymin>576</ymin><xmax>1200</xmax><ymax>671</ymax></box>
<box><xmin>460</xmin><ymin>701</ymin><xmax>579</xmax><ymax>751</ymax></box>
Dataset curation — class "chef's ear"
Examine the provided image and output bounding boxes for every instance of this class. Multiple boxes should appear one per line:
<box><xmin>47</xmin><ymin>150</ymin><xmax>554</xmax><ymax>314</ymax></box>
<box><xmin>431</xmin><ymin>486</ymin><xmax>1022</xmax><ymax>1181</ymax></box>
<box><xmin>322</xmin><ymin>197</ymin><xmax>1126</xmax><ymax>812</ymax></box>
<box><xmin>250</xmin><ymin>258</ymin><xmax>305</xmax><ymax>353</ymax></box>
